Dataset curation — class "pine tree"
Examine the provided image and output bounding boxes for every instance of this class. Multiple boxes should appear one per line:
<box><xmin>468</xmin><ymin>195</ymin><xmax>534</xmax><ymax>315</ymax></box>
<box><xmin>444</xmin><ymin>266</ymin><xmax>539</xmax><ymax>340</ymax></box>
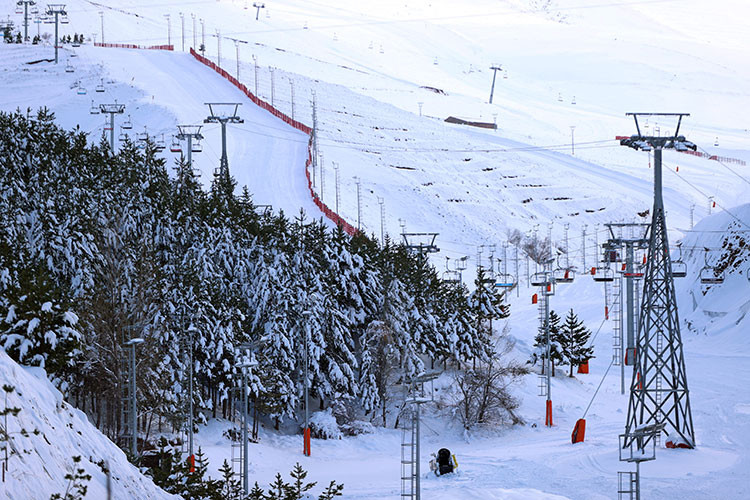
<box><xmin>530</xmin><ymin>310</ymin><xmax>563</xmax><ymax>376</ymax></box>
<box><xmin>559</xmin><ymin>308</ymin><xmax>594</xmax><ymax>377</ymax></box>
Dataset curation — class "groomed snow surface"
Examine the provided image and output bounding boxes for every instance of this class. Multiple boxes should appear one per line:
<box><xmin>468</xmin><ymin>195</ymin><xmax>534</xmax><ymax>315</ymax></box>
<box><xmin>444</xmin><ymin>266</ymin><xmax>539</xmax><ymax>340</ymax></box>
<box><xmin>1</xmin><ymin>0</ymin><xmax>749</xmax><ymax>498</ymax></box>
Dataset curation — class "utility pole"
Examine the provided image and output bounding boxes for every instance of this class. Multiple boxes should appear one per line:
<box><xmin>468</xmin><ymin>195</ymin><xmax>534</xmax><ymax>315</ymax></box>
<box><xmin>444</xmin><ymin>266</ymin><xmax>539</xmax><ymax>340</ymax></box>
<box><xmin>300</xmin><ymin>310</ymin><xmax>312</xmax><ymax>456</ymax></box>
<box><xmin>216</xmin><ymin>29</ymin><xmax>221</xmax><ymax>67</ymax></box>
<box><xmin>355</xmin><ymin>176</ymin><xmax>362</xmax><ymax>230</ymax></box>
<box><xmin>199</xmin><ymin>18</ymin><xmax>205</xmax><ymax>55</ymax></box>
<box><xmin>176</xmin><ymin>124</ymin><xmax>204</xmax><ymax>179</ymax></box>
<box><xmin>270</xmin><ymin>66</ymin><xmax>275</xmax><ymax>106</ymax></box>
<box><xmin>253</xmin><ymin>2</ymin><xmax>265</xmax><ymax>20</ymax></box>
<box><xmin>378</xmin><ymin>197</ymin><xmax>385</xmax><ymax>244</ymax></box>
<box><xmin>488</xmin><ymin>64</ymin><xmax>502</xmax><ymax>104</ymax></box>
<box><xmin>100</xmin><ymin>103</ymin><xmax>126</xmax><ymax>153</ymax></box>
<box><xmin>582</xmin><ymin>224</ymin><xmax>587</xmax><ymax>270</ymax></box>
<box><xmin>252</xmin><ymin>54</ymin><xmax>259</xmax><ymax>96</ymax></box>
<box><xmin>311</xmin><ymin>92</ymin><xmax>318</xmax><ymax>188</ymax></box>
<box><xmin>234</xmin><ymin>39</ymin><xmax>240</xmax><ymax>80</ymax></box>
<box><xmin>17</xmin><ymin>1</ymin><xmax>36</xmax><ymax>42</ymax></box>
<box><xmin>235</xmin><ymin>343</ymin><xmax>259</xmax><ymax>494</ymax></box>
<box><xmin>179</xmin><ymin>12</ymin><xmax>184</xmax><ymax>51</ymax></box>
<box><xmin>45</xmin><ymin>4</ymin><xmax>67</xmax><ymax>64</ymax></box>
<box><xmin>570</xmin><ymin>125</ymin><xmax>576</xmax><ymax>155</ymax></box>
<box><xmin>191</xmin><ymin>13</ymin><xmax>196</xmax><ymax>49</ymax></box>
<box><xmin>319</xmin><ymin>152</ymin><xmax>325</xmax><ymax>203</ymax></box>
<box><xmin>334</xmin><ymin>162</ymin><xmax>340</xmax><ymax>214</ymax></box>
<box><xmin>620</xmin><ymin>112</ymin><xmax>696</xmax><ymax>449</ymax></box>
<box><xmin>164</xmin><ymin>14</ymin><xmax>171</xmax><ymax>47</ymax></box>
<box><xmin>204</xmin><ymin>103</ymin><xmax>243</xmax><ymax>195</ymax></box>
<box><xmin>99</xmin><ymin>10</ymin><xmax>104</xmax><ymax>44</ymax></box>
<box><xmin>124</xmin><ymin>337</ymin><xmax>144</xmax><ymax>457</ymax></box>
<box><xmin>290</xmin><ymin>79</ymin><xmax>295</xmax><ymax>120</ymax></box>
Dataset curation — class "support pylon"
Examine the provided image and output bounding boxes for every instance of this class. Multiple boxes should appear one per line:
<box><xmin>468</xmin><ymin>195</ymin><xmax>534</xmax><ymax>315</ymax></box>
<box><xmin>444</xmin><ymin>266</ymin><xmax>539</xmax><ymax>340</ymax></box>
<box><xmin>620</xmin><ymin>113</ymin><xmax>696</xmax><ymax>449</ymax></box>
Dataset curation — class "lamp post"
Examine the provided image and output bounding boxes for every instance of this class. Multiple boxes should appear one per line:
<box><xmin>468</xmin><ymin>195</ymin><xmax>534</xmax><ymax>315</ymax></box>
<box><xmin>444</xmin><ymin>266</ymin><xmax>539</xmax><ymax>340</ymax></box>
<box><xmin>236</xmin><ymin>356</ymin><xmax>258</xmax><ymax>495</ymax></box>
<box><xmin>124</xmin><ymin>337</ymin><xmax>144</xmax><ymax>457</ymax></box>
<box><xmin>301</xmin><ymin>310</ymin><xmax>312</xmax><ymax>456</ymax></box>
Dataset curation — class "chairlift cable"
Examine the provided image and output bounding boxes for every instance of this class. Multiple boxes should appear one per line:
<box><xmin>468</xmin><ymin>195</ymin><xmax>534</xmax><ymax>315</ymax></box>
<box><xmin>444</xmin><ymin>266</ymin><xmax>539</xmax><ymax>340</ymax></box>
<box><xmin>582</xmin><ymin>357</ymin><xmax>615</xmax><ymax>420</ymax></box>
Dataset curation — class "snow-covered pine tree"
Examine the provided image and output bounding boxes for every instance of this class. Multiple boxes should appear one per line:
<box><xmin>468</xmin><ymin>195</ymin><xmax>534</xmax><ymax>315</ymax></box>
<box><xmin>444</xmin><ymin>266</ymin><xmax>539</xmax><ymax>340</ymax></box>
<box><xmin>559</xmin><ymin>308</ymin><xmax>594</xmax><ymax>377</ymax></box>
<box><xmin>530</xmin><ymin>310</ymin><xmax>564</xmax><ymax>376</ymax></box>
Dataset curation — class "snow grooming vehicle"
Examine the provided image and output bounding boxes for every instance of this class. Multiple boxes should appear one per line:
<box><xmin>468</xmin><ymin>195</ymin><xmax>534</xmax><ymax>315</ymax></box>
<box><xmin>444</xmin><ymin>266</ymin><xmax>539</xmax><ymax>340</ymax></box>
<box><xmin>429</xmin><ymin>448</ymin><xmax>458</xmax><ymax>476</ymax></box>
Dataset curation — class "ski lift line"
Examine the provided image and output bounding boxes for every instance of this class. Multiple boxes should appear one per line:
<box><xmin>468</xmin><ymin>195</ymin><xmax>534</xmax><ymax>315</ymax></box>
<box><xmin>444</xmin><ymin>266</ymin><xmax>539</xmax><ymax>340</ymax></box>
<box><xmin>588</xmin><ymin>286</ymin><xmax>621</xmax><ymax>346</ymax></box>
<box><xmin>695</xmin><ymin>145</ymin><xmax>750</xmax><ymax>188</ymax></box>
<box><xmin>664</xmin><ymin>161</ymin><xmax>750</xmax><ymax>230</ymax></box>
<box><xmin>581</xmin><ymin>357</ymin><xmax>616</xmax><ymax>420</ymax></box>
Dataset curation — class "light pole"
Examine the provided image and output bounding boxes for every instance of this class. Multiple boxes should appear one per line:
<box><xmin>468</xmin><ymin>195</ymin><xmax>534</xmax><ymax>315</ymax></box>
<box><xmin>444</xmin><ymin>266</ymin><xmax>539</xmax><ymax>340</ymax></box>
<box><xmin>236</xmin><ymin>356</ymin><xmax>258</xmax><ymax>494</ymax></box>
<box><xmin>124</xmin><ymin>337</ymin><xmax>144</xmax><ymax>457</ymax></box>
<box><xmin>301</xmin><ymin>310</ymin><xmax>312</xmax><ymax>456</ymax></box>
<box><xmin>489</xmin><ymin>64</ymin><xmax>502</xmax><ymax>104</ymax></box>
<box><xmin>252</xmin><ymin>2</ymin><xmax>265</xmax><ymax>20</ymax></box>
<box><xmin>164</xmin><ymin>14</ymin><xmax>171</xmax><ymax>47</ymax></box>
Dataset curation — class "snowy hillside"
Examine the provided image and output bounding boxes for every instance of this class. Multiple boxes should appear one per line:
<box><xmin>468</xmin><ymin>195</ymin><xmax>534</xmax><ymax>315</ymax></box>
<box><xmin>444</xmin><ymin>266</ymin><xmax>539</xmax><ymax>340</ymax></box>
<box><xmin>0</xmin><ymin>350</ymin><xmax>177</xmax><ymax>500</ymax></box>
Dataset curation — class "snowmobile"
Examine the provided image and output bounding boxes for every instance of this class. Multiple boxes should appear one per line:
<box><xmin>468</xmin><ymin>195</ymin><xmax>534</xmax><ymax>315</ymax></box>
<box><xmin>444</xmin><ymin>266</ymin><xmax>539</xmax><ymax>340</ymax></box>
<box><xmin>429</xmin><ymin>448</ymin><xmax>458</xmax><ymax>476</ymax></box>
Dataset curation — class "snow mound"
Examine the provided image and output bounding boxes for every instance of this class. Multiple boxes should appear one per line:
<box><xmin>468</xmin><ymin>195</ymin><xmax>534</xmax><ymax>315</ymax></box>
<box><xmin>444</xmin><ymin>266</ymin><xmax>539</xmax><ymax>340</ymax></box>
<box><xmin>0</xmin><ymin>350</ymin><xmax>177</xmax><ymax>500</ymax></box>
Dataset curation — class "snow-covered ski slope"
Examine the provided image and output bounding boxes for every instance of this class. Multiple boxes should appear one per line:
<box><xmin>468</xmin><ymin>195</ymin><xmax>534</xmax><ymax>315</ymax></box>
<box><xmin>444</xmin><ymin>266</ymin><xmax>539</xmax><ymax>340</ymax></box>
<box><xmin>1</xmin><ymin>0</ymin><xmax>748</xmax><ymax>253</ymax></box>
<box><xmin>0</xmin><ymin>350</ymin><xmax>178</xmax><ymax>500</ymax></box>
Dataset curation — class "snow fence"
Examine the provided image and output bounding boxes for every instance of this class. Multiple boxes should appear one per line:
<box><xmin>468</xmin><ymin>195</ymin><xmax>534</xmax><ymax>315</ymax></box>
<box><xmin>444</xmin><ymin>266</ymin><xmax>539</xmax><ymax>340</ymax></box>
<box><xmin>189</xmin><ymin>48</ymin><xmax>359</xmax><ymax>236</ymax></box>
<box><xmin>94</xmin><ymin>42</ymin><xmax>174</xmax><ymax>50</ymax></box>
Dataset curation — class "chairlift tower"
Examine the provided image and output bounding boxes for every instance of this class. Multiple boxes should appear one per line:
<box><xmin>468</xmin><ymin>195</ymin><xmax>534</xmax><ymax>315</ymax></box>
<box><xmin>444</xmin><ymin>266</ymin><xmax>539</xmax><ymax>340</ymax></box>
<box><xmin>17</xmin><ymin>1</ymin><xmax>36</xmax><ymax>42</ymax></box>
<box><xmin>235</xmin><ymin>342</ymin><xmax>260</xmax><ymax>495</ymax></box>
<box><xmin>204</xmin><ymin>103</ymin><xmax>243</xmax><ymax>195</ymax></box>
<box><xmin>488</xmin><ymin>64</ymin><xmax>502</xmax><ymax>104</ymax></box>
<box><xmin>531</xmin><ymin>257</ymin><xmax>556</xmax><ymax>426</ymax></box>
<box><xmin>604</xmin><ymin>223</ymin><xmax>649</xmax><ymax>395</ymax></box>
<box><xmin>99</xmin><ymin>103</ymin><xmax>126</xmax><ymax>153</ymax></box>
<box><xmin>44</xmin><ymin>4</ymin><xmax>66</xmax><ymax>64</ymax></box>
<box><xmin>401</xmin><ymin>371</ymin><xmax>439</xmax><ymax>500</ymax></box>
<box><xmin>176</xmin><ymin>124</ymin><xmax>204</xmax><ymax>177</ymax></box>
<box><xmin>619</xmin><ymin>113</ymin><xmax>696</xmax><ymax>449</ymax></box>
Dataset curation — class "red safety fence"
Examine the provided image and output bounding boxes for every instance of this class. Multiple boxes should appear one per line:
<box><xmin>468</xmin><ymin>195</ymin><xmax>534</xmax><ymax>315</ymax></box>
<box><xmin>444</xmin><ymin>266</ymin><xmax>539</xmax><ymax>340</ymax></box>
<box><xmin>677</xmin><ymin>149</ymin><xmax>746</xmax><ymax>166</ymax></box>
<box><xmin>94</xmin><ymin>42</ymin><xmax>174</xmax><ymax>51</ymax></box>
<box><xmin>189</xmin><ymin>48</ymin><xmax>358</xmax><ymax>236</ymax></box>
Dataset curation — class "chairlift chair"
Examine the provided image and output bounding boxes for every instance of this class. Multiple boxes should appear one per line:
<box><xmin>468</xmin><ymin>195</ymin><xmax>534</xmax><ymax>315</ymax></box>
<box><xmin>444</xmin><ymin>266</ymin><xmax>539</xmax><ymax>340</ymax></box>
<box><xmin>602</xmin><ymin>241</ymin><xmax>621</xmax><ymax>263</ymax></box>
<box><xmin>671</xmin><ymin>244</ymin><xmax>687</xmax><ymax>278</ymax></box>
<box><xmin>494</xmin><ymin>273</ymin><xmax>516</xmax><ymax>289</ymax></box>
<box><xmin>121</xmin><ymin>115</ymin><xmax>133</xmax><ymax>130</ymax></box>
<box><xmin>95</xmin><ymin>80</ymin><xmax>105</xmax><ymax>93</ymax></box>
<box><xmin>530</xmin><ymin>272</ymin><xmax>549</xmax><ymax>287</ymax></box>
<box><xmin>191</xmin><ymin>139</ymin><xmax>203</xmax><ymax>153</ymax></box>
<box><xmin>554</xmin><ymin>267</ymin><xmax>575</xmax><ymax>284</ymax></box>
<box><xmin>65</xmin><ymin>62</ymin><xmax>74</xmax><ymax>73</ymax></box>
<box><xmin>170</xmin><ymin>135</ymin><xmax>182</xmax><ymax>153</ymax></box>
<box><xmin>15</xmin><ymin>7</ymin><xmax>23</xmax><ymax>14</ymax></box>
<box><xmin>155</xmin><ymin>134</ymin><xmax>166</xmax><ymax>152</ymax></box>
<box><xmin>60</xmin><ymin>14</ymin><xmax>69</xmax><ymax>24</ymax></box>
<box><xmin>89</xmin><ymin>100</ymin><xmax>100</xmax><ymax>115</ymax></box>
<box><xmin>592</xmin><ymin>265</ymin><xmax>614</xmax><ymax>282</ymax></box>
<box><xmin>118</xmin><ymin>129</ymin><xmax>128</xmax><ymax>142</ymax></box>
<box><xmin>442</xmin><ymin>270</ymin><xmax>460</xmax><ymax>285</ymax></box>
<box><xmin>699</xmin><ymin>248</ymin><xmax>724</xmax><ymax>284</ymax></box>
<box><xmin>77</xmin><ymin>83</ymin><xmax>87</xmax><ymax>95</ymax></box>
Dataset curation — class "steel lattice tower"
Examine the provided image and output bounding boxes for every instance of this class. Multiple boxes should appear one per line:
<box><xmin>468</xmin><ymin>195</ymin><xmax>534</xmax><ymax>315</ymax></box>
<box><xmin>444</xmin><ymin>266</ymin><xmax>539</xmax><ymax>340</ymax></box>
<box><xmin>620</xmin><ymin>113</ymin><xmax>696</xmax><ymax>449</ymax></box>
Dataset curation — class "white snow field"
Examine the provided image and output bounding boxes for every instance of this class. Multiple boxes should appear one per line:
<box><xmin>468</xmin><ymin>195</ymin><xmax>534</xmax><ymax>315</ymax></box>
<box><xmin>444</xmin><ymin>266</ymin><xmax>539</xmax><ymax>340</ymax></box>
<box><xmin>1</xmin><ymin>0</ymin><xmax>749</xmax><ymax>499</ymax></box>
<box><xmin>0</xmin><ymin>350</ymin><xmax>178</xmax><ymax>500</ymax></box>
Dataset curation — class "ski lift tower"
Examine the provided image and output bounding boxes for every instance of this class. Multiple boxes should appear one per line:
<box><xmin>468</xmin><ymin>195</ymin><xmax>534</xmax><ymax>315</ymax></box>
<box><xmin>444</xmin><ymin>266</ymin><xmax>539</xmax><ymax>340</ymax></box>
<box><xmin>204</xmin><ymin>103</ymin><xmax>243</xmax><ymax>195</ymax></box>
<box><xmin>17</xmin><ymin>1</ymin><xmax>36</xmax><ymax>42</ymax></box>
<box><xmin>604</xmin><ymin>222</ymin><xmax>650</xmax><ymax>395</ymax></box>
<box><xmin>531</xmin><ymin>257</ymin><xmax>556</xmax><ymax>426</ymax></box>
<box><xmin>176</xmin><ymin>124</ymin><xmax>204</xmax><ymax>174</ymax></box>
<box><xmin>44</xmin><ymin>4</ymin><xmax>67</xmax><ymax>64</ymax></box>
<box><xmin>99</xmin><ymin>103</ymin><xmax>126</xmax><ymax>153</ymax></box>
<box><xmin>619</xmin><ymin>113</ymin><xmax>696</xmax><ymax>449</ymax></box>
<box><xmin>401</xmin><ymin>371</ymin><xmax>440</xmax><ymax>500</ymax></box>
